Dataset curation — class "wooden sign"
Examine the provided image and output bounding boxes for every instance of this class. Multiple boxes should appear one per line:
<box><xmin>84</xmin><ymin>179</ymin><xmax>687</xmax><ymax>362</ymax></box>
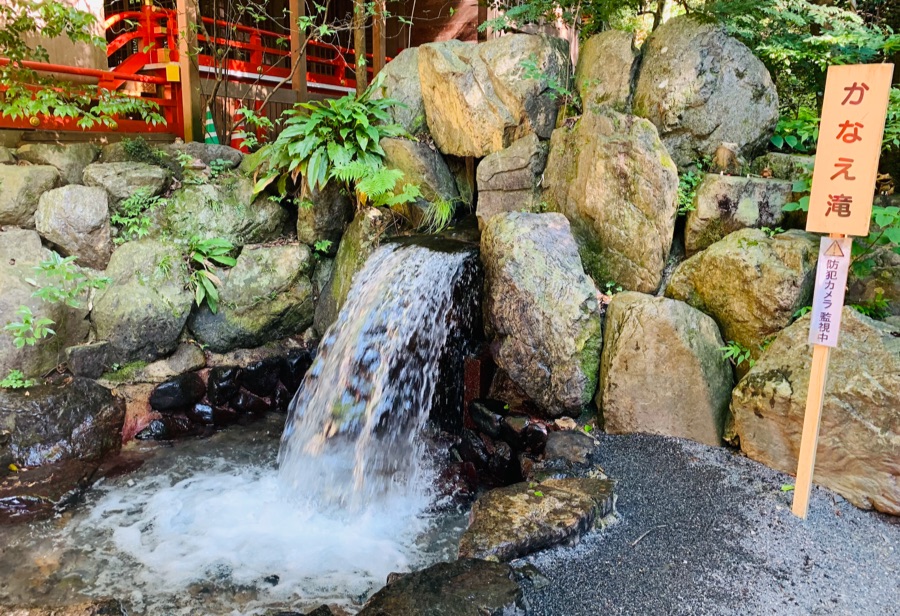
<box><xmin>792</xmin><ymin>63</ymin><xmax>893</xmax><ymax>520</ymax></box>
<box><xmin>806</xmin><ymin>64</ymin><xmax>894</xmax><ymax>237</ymax></box>
<box><xmin>807</xmin><ymin>237</ymin><xmax>852</xmax><ymax>348</ymax></box>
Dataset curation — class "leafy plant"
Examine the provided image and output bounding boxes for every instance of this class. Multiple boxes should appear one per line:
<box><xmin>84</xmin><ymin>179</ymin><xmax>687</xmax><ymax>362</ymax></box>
<box><xmin>27</xmin><ymin>253</ymin><xmax>111</xmax><ymax>307</ymax></box>
<box><xmin>331</xmin><ymin>163</ymin><xmax>422</xmax><ymax>209</ymax></box>
<box><xmin>521</xmin><ymin>55</ymin><xmax>577</xmax><ymax>112</ymax></box>
<box><xmin>175</xmin><ymin>151</ymin><xmax>207</xmax><ymax>185</ymax></box>
<box><xmin>209</xmin><ymin>159</ymin><xmax>231</xmax><ymax>180</ymax></box>
<box><xmin>770</xmin><ymin>108</ymin><xmax>819</xmax><ymax>152</ymax></box>
<box><xmin>419</xmin><ymin>198</ymin><xmax>459</xmax><ymax>233</ymax></box>
<box><xmin>849</xmin><ymin>288</ymin><xmax>890</xmax><ymax>320</ymax></box>
<box><xmin>760</xmin><ymin>227</ymin><xmax>784</xmax><ymax>238</ymax></box>
<box><xmin>234</xmin><ymin>106</ymin><xmax>274</xmax><ymax>151</ymax></box>
<box><xmin>719</xmin><ymin>340</ymin><xmax>755</xmax><ymax>369</ymax></box>
<box><xmin>852</xmin><ymin>203</ymin><xmax>900</xmax><ymax>278</ymax></box>
<box><xmin>782</xmin><ymin>167</ymin><xmax>813</xmax><ymax>214</ymax></box>
<box><xmin>793</xmin><ymin>305</ymin><xmax>813</xmax><ymax>320</ymax></box>
<box><xmin>313</xmin><ymin>239</ymin><xmax>333</xmax><ymax>254</ymax></box>
<box><xmin>0</xmin><ymin>369</ymin><xmax>35</xmax><ymax>389</ymax></box>
<box><xmin>677</xmin><ymin>168</ymin><xmax>704</xmax><ymax>216</ymax></box>
<box><xmin>111</xmin><ymin>189</ymin><xmax>163</xmax><ymax>244</ymax></box>
<box><xmin>3</xmin><ymin>306</ymin><xmax>55</xmax><ymax>348</ymax></box>
<box><xmin>188</xmin><ymin>236</ymin><xmax>237</xmax><ymax>314</ymax></box>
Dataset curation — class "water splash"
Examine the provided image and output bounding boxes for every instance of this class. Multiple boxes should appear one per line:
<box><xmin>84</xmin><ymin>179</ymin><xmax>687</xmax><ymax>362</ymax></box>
<box><xmin>278</xmin><ymin>239</ymin><xmax>480</xmax><ymax>511</ymax></box>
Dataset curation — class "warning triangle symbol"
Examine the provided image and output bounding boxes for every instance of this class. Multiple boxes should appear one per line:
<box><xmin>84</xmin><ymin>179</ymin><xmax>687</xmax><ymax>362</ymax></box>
<box><xmin>825</xmin><ymin>241</ymin><xmax>845</xmax><ymax>258</ymax></box>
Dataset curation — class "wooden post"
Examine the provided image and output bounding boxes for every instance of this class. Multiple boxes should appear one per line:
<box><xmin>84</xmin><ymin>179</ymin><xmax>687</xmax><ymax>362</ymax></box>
<box><xmin>176</xmin><ymin>0</ymin><xmax>203</xmax><ymax>142</ymax></box>
<box><xmin>791</xmin><ymin>343</ymin><xmax>832</xmax><ymax>518</ymax></box>
<box><xmin>372</xmin><ymin>0</ymin><xmax>386</xmax><ymax>77</ymax></box>
<box><xmin>353</xmin><ymin>0</ymin><xmax>368</xmax><ymax>94</ymax></box>
<box><xmin>289</xmin><ymin>0</ymin><xmax>307</xmax><ymax>103</ymax></box>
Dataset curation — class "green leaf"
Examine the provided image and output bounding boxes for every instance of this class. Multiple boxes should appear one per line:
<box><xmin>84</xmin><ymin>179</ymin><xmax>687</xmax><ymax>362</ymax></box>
<box><xmin>770</xmin><ymin>135</ymin><xmax>785</xmax><ymax>149</ymax></box>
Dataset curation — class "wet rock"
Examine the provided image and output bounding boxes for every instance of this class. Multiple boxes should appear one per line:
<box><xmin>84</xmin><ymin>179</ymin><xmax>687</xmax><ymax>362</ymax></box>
<box><xmin>187</xmin><ymin>403</ymin><xmax>215</xmax><ymax>425</ymax></box>
<box><xmin>149</xmin><ymin>373</ymin><xmax>206</xmax><ymax>413</ymax></box>
<box><xmin>296</xmin><ymin>182</ymin><xmax>353</xmax><ymax>255</ymax></box>
<box><xmin>487</xmin><ymin>439</ymin><xmax>518</xmax><ymax>484</ymax></box>
<box><xmin>358</xmin><ymin>558</ymin><xmax>524</xmax><ymax>616</ymax></box>
<box><xmin>135</xmin><ymin>415</ymin><xmax>198</xmax><ymax>440</ymax></box>
<box><xmin>598</xmin><ymin>292</ymin><xmax>734</xmax><ymax>447</ymax></box>
<box><xmin>212</xmin><ymin>406</ymin><xmax>239</xmax><ymax>426</ymax></box>
<box><xmin>273</xmin><ymin>382</ymin><xmax>292</xmax><ymax>412</ymax></box>
<box><xmin>17</xmin><ymin>142</ymin><xmax>99</xmax><ymax>185</ymax></box>
<box><xmin>65</xmin><ymin>341</ymin><xmax>115</xmax><ymax>379</ymax></box>
<box><xmin>135</xmin><ymin>343</ymin><xmax>206</xmax><ymax>382</ymax></box>
<box><xmin>371</xmin><ymin>47</ymin><xmax>427</xmax><ymax>135</ymax></box>
<box><xmin>543</xmin><ymin>106</ymin><xmax>679</xmax><ymax>293</ymax></box>
<box><xmin>731</xmin><ymin>309</ymin><xmax>900</xmax><ymax>515</ymax></box>
<box><xmin>501</xmin><ymin>416</ymin><xmax>531</xmax><ymax>449</ymax></box>
<box><xmin>575</xmin><ymin>30</ymin><xmax>639</xmax><ymax>112</ymax></box>
<box><xmin>239</xmin><ymin>357</ymin><xmax>283</xmax><ymax>397</ymax></box>
<box><xmin>665</xmin><ymin>228</ymin><xmax>818</xmax><ymax>362</ymax></box>
<box><xmin>0</xmin><ymin>164</ymin><xmax>61</xmax><ymax>227</ymax></box>
<box><xmin>685</xmin><ymin>174</ymin><xmax>794</xmax><ymax>255</ymax></box>
<box><xmin>92</xmin><ymin>239</ymin><xmax>193</xmax><ymax>363</ymax></box>
<box><xmin>632</xmin><ymin>16</ymin><xmax>779</xmax><ymax>167</ymax></box>
<box><xmin>458</xmin><ymin>429</ymin><xmax>491</xmax><ymax>469</ymax></box>
<box><xmin>2</xmin><ymin>598</ymin><xmax>126</xmax><ymax>615</ymax></box>
<box><xmin>476</xmin><ymin>134</ymin><xmax>548</xmax><ymax>227</ymax></box>
<box><xmin>481</xmin><ymin>213</ymin><xmax>603</xmax><ymax>417</ymax></box>
<box><xmin>0</xmin><ymin>460</ymin><xmax>98</xmax><ymax>524</ymax></box>
<box><xmin>521</xmin><ymin>423</ymin><xmax>548</xmax><ymax>455</ymax></box>
<box><xmin>470</xmin><ymin>399</ymin><xmax>505</xmax><ymax>438</ymax></box>
<box><xmin>419</xmin><ymin>34</ymin><xmax>570</xmax><ymax>157</ymax></box>
<box><xmin>280</xmin><ymin>350</ymin><xmax>313</xmax><ymax>392</ymax></box>
<box><xmin>0</xmin><ymin>378</ymin><xmax>124</xmax><ymax>468</ymax></box>
<box><xmin>34</xmin><ymin>185</ymin><xmax>113</xmax><ymax>269</ymax></box>
<box><xmin>82</xmin><ymin>161</ymin><xmax>170</xmax><ymax>208</ymax></box>
<box><xmin>231</xmin><ymin>390</ymin><xmax>271</xmax><ymax>415</ymax></box>
<box><xmin>529</xmin><ymin>430</ymin><xmax>599</xmax><ymax>480</ymax></box>
<box><xmin>458</xmin><ymin>477</ymin><xmax>616</xmax><ymax>561</ymax></box>
<box><xmin>207</xmin><ymin>366</ymin><xmax>242</xmax><ymax>407</ymax></box>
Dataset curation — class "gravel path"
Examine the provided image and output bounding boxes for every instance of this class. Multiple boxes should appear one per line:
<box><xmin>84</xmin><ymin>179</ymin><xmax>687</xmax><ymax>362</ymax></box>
<box><xmin>518</xmin><ymin>433</ymin><xmax>900</xmax><ymax>616</ymax></box>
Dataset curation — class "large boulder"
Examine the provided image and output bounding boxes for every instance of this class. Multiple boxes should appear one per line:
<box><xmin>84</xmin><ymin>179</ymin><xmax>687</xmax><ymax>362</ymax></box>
<box><xmin>371</xmin><ymin>47</ymin><xmax>427</xmax><ymax>135</ymax></box>
<box><xmin>313</xmin><ymin>207</ymin><xmax>391</xmax><ymax>335</ymax></box>
<box><xmin>163</xmin><ymin>142</ymin><xmax>243</xmax><ymax>169</ymax></box>
<box><xmin>418</xmin><ymin>35</ymin><xmax>570</xmax><ymax>157</ymax></box>
<box><xmin>476</xmin><ymin>133</ymin><xmax>548</xmax><ymax>228</ymax></box>
<box><xmin>632</xmin><ymin>16</ymin><xmax>779</xmax><ymax>167</ymax></box>
<box><xmin>0</xmin><ymin>165</ymin><xmax>60</xmax><ymax>228</ymax></box>
<box><xmin>750</xmin><ymin>152</ymin><xmax>815</xmax><ymax>181</ymax></box>
<box><xmin>188</xmin><ymin>243</ymin><xmax>315</xmax><ymax>352</ymax></box>
<box><xmin>82</xmin><ymin>161</ymin><xmax>170</xmax><ymax>208</ymax></box>
<box><xmin>684</xmin><ymin>174</ymin><xmax>794</xmax><ymax>255</ymax></box>
<box><xmin>295</xmin><ymin>182</ymin><xmax>354</xmax><ymax>255</ymax></box>
<box><xmin>381</xmin><ymin>137</ymin><xmax>459</xmax><ymax>221</ymax></box>
<box><xmin>0</xmin><ymin>377</ymin><xmax>124</xmax><ymax>468</ymax></box>
<box><xmin>543</xmin><ymin>107</ymin><xmax>678</xmax><ymax>293</ymax></box>
<box><xmin>34</xmin><ymin>185</ymin><xmax>113</xmax><ymax>269</ymax></box>
<box><xmin>575</xmin><ymin>30</ymin><xmax>639</xmax><ymax>112</ymax></box>
<box><xmin>730</xmin><ymin>309</ymin><xmax>900</xmax><ymax>515</ymax></box>
<box><xmin>0</xmin><ymin>229</ymin><xmax>90</xmax><ymax>379</ymax></box>
<box><xmin>92</xmin><ymin>239</ymin><xmax>193</xmax><ymax>363</ymax></box>
<box><xmin>481</xmin><ymin>212</ymin><xmax>603</xmax><ymax>417</ymax></box>
<box><xmin>598</xmin><ymin>292</ymin><xmax>734</xmax><ymax>446</ymax></box>
<box><xmin>16</xmin><ymin>143</ymin><xmax>99</xmax><ymax>184</ymax></box>
<box><xmin>160</xmin><ymin>176</ymin><xmax>289</xmax><ymax>246</ymax></box>
<box><xmin>665</xmin><ymin>229</ymin><xmax>818</xmax><ymax>358</ymax></box>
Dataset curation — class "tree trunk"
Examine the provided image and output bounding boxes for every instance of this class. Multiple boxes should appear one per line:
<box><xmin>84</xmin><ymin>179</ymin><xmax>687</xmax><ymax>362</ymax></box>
<box><xmin>353</xmin><ymin>0</ymin><xmax>367</xmax><ymax>95</ymax></box>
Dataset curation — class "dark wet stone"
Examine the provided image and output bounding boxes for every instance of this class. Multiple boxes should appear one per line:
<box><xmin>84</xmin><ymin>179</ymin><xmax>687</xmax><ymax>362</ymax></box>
<box><xmin>528</xmin><ymin>429</ymin><xmax>599</xmax><ymax>481</ymax></box>
<box><xmin>458</xmin><ymin>428</ymin><xmax>490</xmax><ymax>469</ymax></box>
<box><xmin>470</xmin><ymin>399</ymin><xmax>505</xmax><ymax>438</ymax></box>
<box><xmin>436</xmin><ymin>461</ymin><xmax>476</xmax><ymax>503</ymax></box>
<box><xmin>0</xmin><ymin>377</ymin><xmax>125</xmax><ymax>468</ymax></box>
<box><xmin>488</xmin><ymin>439</ymin><xmax>519</xmax><ymax>484</ymax></box>
<box><xmin>213</xmin><ymin>406</ymin><xmax>239</xmax><ymax>426</ymax></box>
<box><xmin>458</xmin><ymin>477</ymin><xmax>616</xmax><ymax>561</ymax></box>
<box><xmin>134</xmin><ymin>415</ymin><xmax>198</xmax><ymax>440</ymax></box>
<box><xmin>207</xmin><ymin>366</ymin><xmax>241</xmax><ymax>407</ymax></box>
<box><xmin>65</xmin><ymin>341</ymin><xmax>114</xmax><ymax>378</ymax></box>
<box><xmin>263</xmin><ymin>574</ymin><xmax>280</xmax><ymax>586</ymax></box>
<box><xmin>358</xmin><ymin>558</ymin><xmax>524</xmax><ymax>616</ymax></box>
<box><xmin>231</xmin><ymin>390</ymin><xmax>271</xmax><ymax>415</ymax></box>
<box><xmin>280</xmin><ymin>349</ymin><xmax>313</xmax><ymax>392</ymax></box>
<box><xmin>239</xmin><ymin>357</ymin><xmax>283</xmax><ymax>397</ymax></box>
<box><xmin>512</xmin><ymin>562</ymin><xmax>551</xmax><ymax>590</ymax></box>
<box><xmin>0</xmin><ymin>459</ymin><xmax>98</xmax><ymax>524</ymax></box>
<box><xmin>149</xmin><ymin>373</ymin><xmax>206</xmax><ymax>413</ymax></box>
<box><xmin>273</xmin><ymin>382</ymin><xmax>292</xmax><ymax>412</ymax></box>
<box><xmin>0</xmin><ymin>599</ymin><xmax>127</xmax><ymax>615</ymax></box>
<box><xmin>187</xmin><ymin>403</ymin><xmax>215</xmax><ymax>425</ymax></box>
<box><xmin>501</xmin><ymin>415</ymin><xmax>530</xmax><ymax>448</ymax></box>
<box><xmin>521</xmin><ymin>422</ymin><xmax>548</xmax><ymax>455</ymax></box>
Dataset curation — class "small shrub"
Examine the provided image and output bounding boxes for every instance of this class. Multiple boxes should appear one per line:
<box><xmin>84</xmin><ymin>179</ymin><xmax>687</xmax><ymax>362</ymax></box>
<box><xmin>188</xmin><ymin>236</ymin><xmax>237</xmax><ymax>314</ymax></box>
<box><xmin>111</xmin><ymin>188</ymin><xmax>163</xmax><ymax>244</ymax></box>
<box><xmin>0</xmin><ymin>369</ymin><xmax>35</xmax><ymax>389</ymax></box>
<box><xmin>719</xmin><ymin>340</ymin><xmax>755</xmax><ymax>369</ymax></box>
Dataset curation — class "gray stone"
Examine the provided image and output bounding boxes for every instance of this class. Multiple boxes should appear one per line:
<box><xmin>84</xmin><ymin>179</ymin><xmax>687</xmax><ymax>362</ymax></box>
<box><xmin>575</xmin><ymin>30</ymin><xmax>639</xmax><ymax>112</ymax></box>
<box><xmin>665</xmin><ymin>228</ymin><xmax>818</xmax><ymax>363</ymax></box>
<box><xmin>131</xmin><ymin>343</ymin><xmax>207</xmax><ymax>383</ymax></box>
<box><xmin>16</xmin><ymin>143</ymin><xmax>99</xmax><ymax>185</ymax></box>
<box><xmin>481</xmin><ymin>212</ymin><xmax>603</xmax><ymax>417</ymax></box>
<box><xmin>34</xmin><ymin>185</ymin><xmax>113</xmax><ymax>269</ymax></box>
<box><xmin>381</xmin><ymin>137</ymin><xmax>459</xmax><ymax>218</ymax></box>
<box><xmin>731</xmin><ymin>309</ymin><xmax>900</xmax><ymax>515</ymax></box>
<box><xmin>82</xmin><ymin>161</ymin><xmax>170</xmax><ymax>208</ymax></box>
<box><xmin>164</xmin><ymin>142</ymin><xmax>243</xmax><ymax>168</ymax></box>
<box><xmin>0</xmin><ymin>377</ymin><xmax>124</xmax><ymax>468</ymax></box>
<box><xmin>161</xmin><ymin>176</ymin><xmax>289</xmax><ymax>246</ymax></box>
<box><xmin>685</xmin><ymin>174</ymin><xmax>794</xmax><ymax>255</ymax></box>
<box><xmin>750</xmin><ymin>152</ymin><xmax>815</xmax><ymax>181</ymax></box>
<box><xmin>371</xmin><ymin>47</ymin><xmax>427</xmax><ymax>135</ymax></box>
<box><xmin>543</xmin><ymin>107</ymin><xmax>679</xmax><ymax>293</ymax></box>
<box><xmin>476</xmin><ymin>134</ymin><xmax>548</xmax><ymax>228</ymax></box>
<box><xmin>598</xmin><ymin>292</ymin><xmax>734</xmax><ymax>447</ymax></box>
<box><xmin>0</xmin><ymin>146</ymin><xmax>16</xmax><ymax>165</ymax></box>
<box><xmin>92</xmin><ymin>239</ymin><xmax>193</xmax><ymax>363</ymax></box>
<box><xmin>358</xmin><ymin>559</ymin><xmax>524</xmax><ymax>616</ymax></box>
<box><xmin>313</xmin><ymin>208</ymin><xmax>390</xmax><ymax>335</ymax></box>
<box><xmin>65</xmin><ymin>341</ymin><xmax>115</xmax><ymax>379</ymax></box>
<box><xmin>419</xmin><ymin>35</ymin><xmax>570</xmax><ymax>157</ymax></box>
<box><xmin>188</xmin><ymin>243</ymin><xmax>315</xmax><ymax>353</ymax></box>
<box><xmin>458</xmin><ymin>477</ymin><xmax>615</xmax><ymax>561</ymax></box>
<box><xmin>0</xmin><ymin>164</ymin><xmax>61</xmax><ymax>228</ymax></box>
<box><xmin>633</xmin><ymin>16</ymin><xmax>779</xmax><ymax>167</ymax></box>
<box><xmin>296</xmin><ymin>182</ymin><xmax>353</xmax><ymax>254</ymax></box>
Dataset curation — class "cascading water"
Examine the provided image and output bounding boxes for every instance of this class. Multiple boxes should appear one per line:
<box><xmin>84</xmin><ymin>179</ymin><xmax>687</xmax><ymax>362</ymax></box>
<box><xmin>0</xmin><ymin>238</ymin><xmax>482</xmax><ymax>615</ymax></box>
<box><xmin>278</xmin><ymin>239</ymin><xmax>480</xmax><ymax>511</ymax></box>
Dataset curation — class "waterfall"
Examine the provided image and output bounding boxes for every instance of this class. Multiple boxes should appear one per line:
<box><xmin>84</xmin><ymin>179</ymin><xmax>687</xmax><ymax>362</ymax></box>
<box><xmin>278</xmin><ymin>238</ymin><xmax>480</xmax><ymax>511</ymax></box>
